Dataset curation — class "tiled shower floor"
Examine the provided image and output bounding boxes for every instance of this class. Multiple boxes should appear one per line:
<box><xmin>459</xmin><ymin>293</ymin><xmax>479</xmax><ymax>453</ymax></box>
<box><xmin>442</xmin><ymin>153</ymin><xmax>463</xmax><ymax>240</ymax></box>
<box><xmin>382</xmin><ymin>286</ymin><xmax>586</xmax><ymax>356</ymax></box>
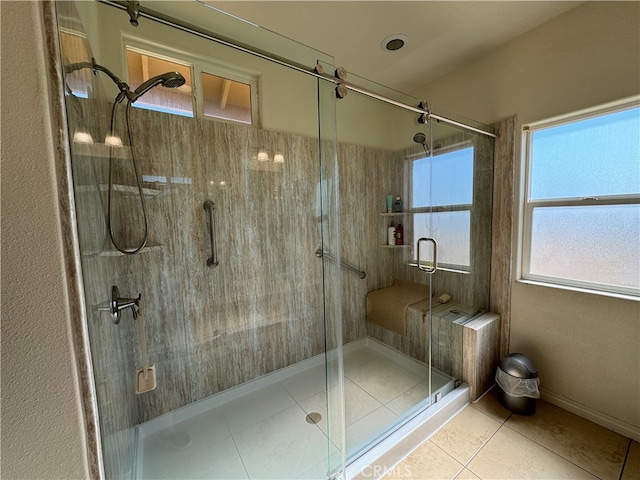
<box><xmin>138</xmin><ymin>338</ymin><xmax>455</xmax><ymax>479</ymax></box>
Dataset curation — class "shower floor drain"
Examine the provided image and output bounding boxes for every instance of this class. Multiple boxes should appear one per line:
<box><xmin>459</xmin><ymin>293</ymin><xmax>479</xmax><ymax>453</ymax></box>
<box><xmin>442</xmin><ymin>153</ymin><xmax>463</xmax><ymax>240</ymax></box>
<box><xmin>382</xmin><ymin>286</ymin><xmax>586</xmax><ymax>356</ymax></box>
<box><xmin>305</xmin><ymin>412</ymin><xmax>322</xmax><ymax>424</ymax></box>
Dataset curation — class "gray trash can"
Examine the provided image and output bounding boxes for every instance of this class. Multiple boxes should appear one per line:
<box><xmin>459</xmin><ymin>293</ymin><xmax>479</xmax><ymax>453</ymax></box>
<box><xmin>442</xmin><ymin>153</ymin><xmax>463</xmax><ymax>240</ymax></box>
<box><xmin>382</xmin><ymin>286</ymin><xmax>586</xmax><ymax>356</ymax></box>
<box><xmin>495</xmin><ymin>353</ymin><xmax>540</xmax><ymax>415</ymax></box>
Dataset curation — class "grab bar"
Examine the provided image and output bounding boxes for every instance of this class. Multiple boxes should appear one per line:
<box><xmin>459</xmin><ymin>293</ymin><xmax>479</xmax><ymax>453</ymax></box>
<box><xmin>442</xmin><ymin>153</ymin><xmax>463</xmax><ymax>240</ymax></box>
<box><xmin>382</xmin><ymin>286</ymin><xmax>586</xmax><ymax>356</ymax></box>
<box><xmin>315</xmin><ymin>247</ymin><xmax>366</xmax><ymax>279</ymax></box>
<box><xmin>203</xmin><ymin>201</ymin><xmax>219</xmax><ymax>268</ymax></box>
<box><xmin>416</xmin><ymin>237</ymin><xmax>437</xmax><ymax>275</ymax></box>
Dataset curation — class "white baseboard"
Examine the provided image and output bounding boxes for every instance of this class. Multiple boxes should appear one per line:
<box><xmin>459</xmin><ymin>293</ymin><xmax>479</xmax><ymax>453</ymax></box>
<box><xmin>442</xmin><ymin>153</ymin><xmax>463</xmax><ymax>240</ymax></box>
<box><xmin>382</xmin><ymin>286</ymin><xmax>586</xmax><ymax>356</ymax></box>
<box><xmin>541</xmin><ymin>388</ymin><xmax>640</xmax><ymax>442</ymax></box>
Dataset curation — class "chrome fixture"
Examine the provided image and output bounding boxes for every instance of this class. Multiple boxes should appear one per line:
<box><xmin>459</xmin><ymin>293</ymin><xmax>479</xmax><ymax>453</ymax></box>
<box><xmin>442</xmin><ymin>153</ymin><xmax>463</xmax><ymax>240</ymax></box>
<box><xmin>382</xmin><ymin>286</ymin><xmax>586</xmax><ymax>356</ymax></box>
<box><xmin>315</xmin><ymin>247</ymin><xmax>366</xmax><ymax>279</ymax></box>
<box><xmin>334</xmin><ymin>66</ymin><xmax>348</xmax><ymax>98</ymax></box>
<box><xmin>100</xmin><ymin>285</ymin><xmax>141</xmax><ymax>324</ymax></box>
<box><xmin>416</xmin><ymin>237</ymin><xmax>438</xmax><ymax>275</ymax></box>
<box><xmin>64</xmin><ymin>58</ymin><xmax>185</xmax><ymax>254</ymax></box>
<box><xmin>203</xmin><ymin>201</ymin><xmax>219</xmax><ymax>268</ymax></box>
<box><xmin>417</xmin><ymin>100</ymin><xmax>430</xmax><ymax>125</ymax></box>
<box><xmin>64</xmin><ymin>58</ymin><xmax>185</xmax><ymax>105</ymax></box>
<box><xmin>335</xmin><ymin>83</ymin><xmax>348</xmax><ymax>99</ymax></box>
<box><xmin>127</xmin><ymin>71</ymin><xmax>186</xmax><ymax>103</ymax></box>
<box><xmin>413</xmin><ymin>132</ymin><xmax>429</xmax><ymax>156</ymax></box>
<box><xmin>127</xmin><ymin>1</ymin><xmax>140</xmax><ymax>26</ymax></box>
<box><xmin>334</xmin><ymin>66</ymin><xmax>348</xmax><ymax>81</ymax></box>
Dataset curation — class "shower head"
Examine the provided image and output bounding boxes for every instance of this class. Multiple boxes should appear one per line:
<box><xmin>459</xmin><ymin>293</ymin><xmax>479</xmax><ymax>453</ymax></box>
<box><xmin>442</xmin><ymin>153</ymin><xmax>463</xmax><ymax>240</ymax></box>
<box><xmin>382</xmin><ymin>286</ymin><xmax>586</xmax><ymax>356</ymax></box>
<box><xmin>129</xmin><ymin>72</ymin><xmax>186</xmax><ymax>103</ymax></box>
<box><xmin>413</xmin><ymin>132</ymin><xmax>426</xmax><ymax>145</ymax></box>
<box><xmin>413</xmin><ymin>132</ymin><xmax>429</xmax><ymax>155</ymax></box>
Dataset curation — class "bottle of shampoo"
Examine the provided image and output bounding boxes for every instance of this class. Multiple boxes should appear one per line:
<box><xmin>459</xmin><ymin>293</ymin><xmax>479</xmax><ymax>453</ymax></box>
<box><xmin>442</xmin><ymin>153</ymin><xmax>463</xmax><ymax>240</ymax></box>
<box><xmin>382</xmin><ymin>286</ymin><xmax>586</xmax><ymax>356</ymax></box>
<box><xmin>387</xmin><ymin>222</ymin><xmax>396</xmax><ymax>246</ymax></box>
<box><xmin>395</xmin><ymin>223</ymin><xmax>403</xmax><ymax>245</ymax></box>
<box><xmin>393</xmin><ymin>196</ymin><xmax>402</xmax><ymax>212</ymax></box>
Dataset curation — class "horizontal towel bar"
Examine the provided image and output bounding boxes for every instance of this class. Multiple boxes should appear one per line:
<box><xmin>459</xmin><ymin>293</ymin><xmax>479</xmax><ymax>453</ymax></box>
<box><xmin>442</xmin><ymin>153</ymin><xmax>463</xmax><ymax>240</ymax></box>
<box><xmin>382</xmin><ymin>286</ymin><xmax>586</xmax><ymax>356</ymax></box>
<box><xmin>315</xmin><ymin>248</ymin><xmax>366</xmax><ymax>279</ymax></box>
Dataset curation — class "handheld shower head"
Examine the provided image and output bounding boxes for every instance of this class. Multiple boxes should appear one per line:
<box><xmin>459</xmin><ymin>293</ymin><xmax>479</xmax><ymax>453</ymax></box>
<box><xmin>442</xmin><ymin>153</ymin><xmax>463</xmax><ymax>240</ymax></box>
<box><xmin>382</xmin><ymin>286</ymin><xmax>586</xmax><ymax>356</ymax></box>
<box><xmin>413</xmin><ymin>132</ymin><xmax>429</xmax><ymax>155</ymax></box>
<box><xmin>129</xmin><ymin>72</ymin><xmax>186</xmax><ymax>103</ymax></box>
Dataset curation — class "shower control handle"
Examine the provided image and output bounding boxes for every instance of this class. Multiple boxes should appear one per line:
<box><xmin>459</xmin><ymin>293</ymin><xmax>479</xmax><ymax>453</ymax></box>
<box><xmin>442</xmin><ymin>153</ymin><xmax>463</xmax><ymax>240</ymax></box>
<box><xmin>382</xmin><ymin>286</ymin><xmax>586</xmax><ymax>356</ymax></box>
<box><xmin>102</xmin><ymin>285</ymin><xmax>141</xmax><ymax>324</ymax></box>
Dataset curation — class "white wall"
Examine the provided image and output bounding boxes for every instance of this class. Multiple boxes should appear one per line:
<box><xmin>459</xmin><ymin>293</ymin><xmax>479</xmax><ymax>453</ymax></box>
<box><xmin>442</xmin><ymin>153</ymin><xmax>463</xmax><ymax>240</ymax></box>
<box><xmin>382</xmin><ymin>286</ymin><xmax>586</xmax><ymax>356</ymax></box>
<box><xmin>413</xmin><ymin>1</ymin><xmax>640</xmax><ymax>438</ymax></box>
<box><xmin>0</xmin><ymin>2</ymin><xmax>89</xmax><ymax>478</ymax></box>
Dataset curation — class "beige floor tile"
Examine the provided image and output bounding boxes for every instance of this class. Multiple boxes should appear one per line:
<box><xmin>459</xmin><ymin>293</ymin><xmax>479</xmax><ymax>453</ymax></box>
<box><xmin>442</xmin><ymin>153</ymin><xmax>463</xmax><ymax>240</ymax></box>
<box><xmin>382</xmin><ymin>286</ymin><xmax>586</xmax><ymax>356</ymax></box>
<box><xmin>469</xmin><ymin>387</ymin><xmax>511</xmax><ymax>423</ymax></box>
<box><xmin>383</xmin><ymin>441</ymin><xmax>464</xmax><ymax>480</ymax></box>
<box><xmin>506</xmin><ymin>400</ymin><xmax>628</xmax><ymax>480</ymax></box>
<box><xmin>453</xmin><ymin>468</ymin><xmax>479</xmax><ymax>480</ymax></box>
<box><xmin>621</xmin><ymin>440</ymin><xmax>640</xmax><ymax>480</ymax></box>
<box><xmin>430</xmin><ymin>405</ymin><xmax>502</xmax><ymax>464</ymax></box>
<box><xmin>468</xmin><ymin>426</ymin><xmax>599</xmax><ymax>479</ymax></box>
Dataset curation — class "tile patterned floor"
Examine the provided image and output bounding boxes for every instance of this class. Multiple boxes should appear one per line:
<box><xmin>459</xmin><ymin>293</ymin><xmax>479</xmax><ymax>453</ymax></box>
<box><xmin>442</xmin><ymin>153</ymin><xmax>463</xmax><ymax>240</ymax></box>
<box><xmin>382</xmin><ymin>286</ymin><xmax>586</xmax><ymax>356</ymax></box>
<box><xmin>382</xmin><ymin>387</ymin><xmax>640</xmax><ymax>480</ymax></box>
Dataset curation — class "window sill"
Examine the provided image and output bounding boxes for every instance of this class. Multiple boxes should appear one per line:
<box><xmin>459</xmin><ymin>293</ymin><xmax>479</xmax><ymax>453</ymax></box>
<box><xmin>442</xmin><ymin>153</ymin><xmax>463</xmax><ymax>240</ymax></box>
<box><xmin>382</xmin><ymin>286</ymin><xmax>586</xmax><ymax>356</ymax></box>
<box><xmin>516</xmin><ymin>278</ymin><xmax>640</xmax><ymax>302</ymax></box>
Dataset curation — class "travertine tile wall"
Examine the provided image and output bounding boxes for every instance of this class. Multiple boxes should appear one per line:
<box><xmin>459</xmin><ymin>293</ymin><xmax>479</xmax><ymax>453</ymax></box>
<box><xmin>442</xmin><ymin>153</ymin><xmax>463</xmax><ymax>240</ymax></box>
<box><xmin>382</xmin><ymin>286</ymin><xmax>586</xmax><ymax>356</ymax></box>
<box><xmin>489</xmin><ymin>117</ymin><xmax>517</xmax><ymax>360</ymax></box>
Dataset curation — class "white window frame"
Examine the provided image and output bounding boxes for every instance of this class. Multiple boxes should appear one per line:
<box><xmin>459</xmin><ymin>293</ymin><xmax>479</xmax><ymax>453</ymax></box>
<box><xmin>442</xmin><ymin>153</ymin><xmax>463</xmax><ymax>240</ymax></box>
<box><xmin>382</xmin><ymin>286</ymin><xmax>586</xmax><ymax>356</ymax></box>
<box><xmin>194</xmin><ymin>63</ymin><xmax>259</xmax><ymax>126</ymax></box>
<box><xmin>410</xmin><ymin>142</ymin><xmax>474</xmax><ymax>274</ymax></box>
<box><xmin>121</xmin><ymin>35</ymin><xmax>259</xmax><ymax>125</ymax></box>
<box><xmin>123</xmin><ymin>43</ymin><xmax>196</xmax><ymax>117</ymax></box>
<box><xmin>519</xmin><ymin>96</ymin><xmax>640</xmax><ymax>299</ymax></box>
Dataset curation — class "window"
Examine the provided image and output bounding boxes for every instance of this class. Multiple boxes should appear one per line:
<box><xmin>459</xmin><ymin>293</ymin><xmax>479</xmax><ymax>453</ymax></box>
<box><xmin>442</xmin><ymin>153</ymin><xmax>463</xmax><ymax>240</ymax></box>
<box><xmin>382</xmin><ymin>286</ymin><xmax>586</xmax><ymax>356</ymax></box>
<box><xmin>126</xmin><ymin>48</ymin><xmax>194</xmax><ymax>117</ymax></box>
<box><xmin>412</xmin><ymin>146</ymin><xmax>474</xmax><ymax>271</ymax></box>
<box><xmin>201</xmin><ymin>72</ymin><xmax>253</xmax><ymax>124</ymax></box>
<box><xmin>59</xmin><ymin>29</ymin><xmax>91</xmax><ymax>98</ymax></box>
<box><xmin>521</xmin><ymin>99</ymin><xmax>640</xmax><ymax>297</ymax></box>
<box><xmin>124</xmin><ymin>45</ymin><xmax>257</xmax><ymax>124</ymax></box>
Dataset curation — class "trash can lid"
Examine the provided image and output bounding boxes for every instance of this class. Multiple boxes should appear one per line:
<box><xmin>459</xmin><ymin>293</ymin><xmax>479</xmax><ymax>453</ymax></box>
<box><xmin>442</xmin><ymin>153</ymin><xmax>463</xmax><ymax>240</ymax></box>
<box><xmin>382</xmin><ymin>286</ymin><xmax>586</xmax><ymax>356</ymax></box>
<box><xmin>500</xmin><ymin>353</ymin><xmax>538</xmax><ymax>378</ymax></box>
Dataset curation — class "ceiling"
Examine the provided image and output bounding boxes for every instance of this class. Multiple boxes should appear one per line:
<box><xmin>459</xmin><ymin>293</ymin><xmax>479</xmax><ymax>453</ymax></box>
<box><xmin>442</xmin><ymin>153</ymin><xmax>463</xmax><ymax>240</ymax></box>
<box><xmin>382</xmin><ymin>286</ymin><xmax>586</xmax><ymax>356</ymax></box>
<box><xmin>195</xmin><ymin>1</ymin><xmax>583</xmax><ymax>94</ymax></box>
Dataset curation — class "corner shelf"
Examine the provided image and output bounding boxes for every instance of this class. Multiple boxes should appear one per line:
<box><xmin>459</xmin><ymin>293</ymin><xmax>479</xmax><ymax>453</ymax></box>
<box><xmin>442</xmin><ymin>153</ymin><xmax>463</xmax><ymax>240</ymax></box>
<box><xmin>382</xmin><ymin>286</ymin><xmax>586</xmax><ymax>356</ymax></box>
<box><xmin>98</xmin><ymin>244</ymin><xmax>163</xmax><ymax>257</ymax></box>
<box><xmin>380</xmin><ymin>212</ymin><xmax>411</xmax><ymax>217</ymax></box>
<box><xmin>75</xmin><ymin>184</ymin><xmax>162</xmax><ymax>197</ymax></box>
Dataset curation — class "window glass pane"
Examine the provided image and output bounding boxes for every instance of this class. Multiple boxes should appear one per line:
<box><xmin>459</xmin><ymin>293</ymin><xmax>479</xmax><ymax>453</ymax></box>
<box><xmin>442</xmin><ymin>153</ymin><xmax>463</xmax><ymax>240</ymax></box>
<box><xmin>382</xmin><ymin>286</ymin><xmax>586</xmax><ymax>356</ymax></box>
<box><xmin>530</xmin><ymin>106</ymin><xmax>640</xmax><ymax>199</ymax></box>
<box><xmin>202</xmin><ymin>72</ymin><xmax>252</xmax><ymax>124</ymax></box>
<box><xmin>414</xmin><ymin>211</ymin><xmax>471</xmax><ymax>267</ymax></box>
<box><xmin>126</xmin><ymin>49</ymin><xmax>193</xmax><ymax>117</ymax></box>
<box><xmin>413</xmin><ymin>147</ymin><xmax>474</xmax><ymax>208</ymax></box>
<box><xmin>529</xmin><ymin>205</ymin><xmax>640</xmax><ymax>291</ymax></box>
<box><xmin>60</xmin><ymin>31</ymin><xmax>91</xmax><ymax>97</ymax></box>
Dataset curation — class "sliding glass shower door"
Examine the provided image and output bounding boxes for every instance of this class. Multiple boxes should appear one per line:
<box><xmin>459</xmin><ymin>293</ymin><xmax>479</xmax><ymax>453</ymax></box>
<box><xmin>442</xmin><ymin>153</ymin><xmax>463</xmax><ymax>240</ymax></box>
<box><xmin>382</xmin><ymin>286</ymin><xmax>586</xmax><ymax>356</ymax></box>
<box><xmin>323</xmin><ymin>65</ymin><xmax>494</xmax><ymax>464</ymax></box>
<box><xmin>316</xmin><ymin>65</ymin><xmax>440</xmax><ymax>461</ymax></box>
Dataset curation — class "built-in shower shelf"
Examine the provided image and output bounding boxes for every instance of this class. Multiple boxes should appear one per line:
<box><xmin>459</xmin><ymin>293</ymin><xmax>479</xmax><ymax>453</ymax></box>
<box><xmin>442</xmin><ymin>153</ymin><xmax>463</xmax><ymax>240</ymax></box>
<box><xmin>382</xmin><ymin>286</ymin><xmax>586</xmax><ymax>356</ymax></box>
<box><xmin>99</xmin><ymin>244</ymin><xmax>163</xmax><ymax>257</ymax></box>
<box><xmin>380</xmin><ymin>212</ymin><xmax>411</xmax><ymax>217</ymax></box>
<box><xmin>71</xmin><ymin>142</ymin><xmax>131</xmax><ymax>159</ymax></box>
<box><xmin>381</xmin><ymin>244</ymin><xmax>410</xmax><ymax>249</ymax></box>
<box><xmin>75</xmin><ymin>184</ymin><xmax>162</xmax><ymax>196</ymax></box>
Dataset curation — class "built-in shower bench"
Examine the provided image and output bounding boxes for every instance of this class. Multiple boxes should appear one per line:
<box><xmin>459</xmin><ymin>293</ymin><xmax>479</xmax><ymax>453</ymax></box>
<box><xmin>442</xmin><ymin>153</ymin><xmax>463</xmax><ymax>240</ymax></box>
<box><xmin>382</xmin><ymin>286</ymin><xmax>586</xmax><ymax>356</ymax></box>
<box><xmin>404</xmin><ymin>299</ymin><xmax>501</xmax><ymax>401</ymax></box>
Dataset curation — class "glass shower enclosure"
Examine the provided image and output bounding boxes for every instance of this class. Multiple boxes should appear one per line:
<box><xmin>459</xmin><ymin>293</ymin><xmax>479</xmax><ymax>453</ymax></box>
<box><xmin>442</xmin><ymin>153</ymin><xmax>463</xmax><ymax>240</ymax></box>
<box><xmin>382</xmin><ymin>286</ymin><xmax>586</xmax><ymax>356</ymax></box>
<box><xmin>53</xmin><ymin>1</ymin><xmax>494</xmax><ymax>479</ymax></box>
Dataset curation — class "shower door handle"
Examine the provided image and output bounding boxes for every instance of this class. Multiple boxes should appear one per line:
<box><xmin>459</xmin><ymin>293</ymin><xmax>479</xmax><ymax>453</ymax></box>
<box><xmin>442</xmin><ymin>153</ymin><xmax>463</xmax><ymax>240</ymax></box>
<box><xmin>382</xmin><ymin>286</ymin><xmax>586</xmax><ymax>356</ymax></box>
<box><xmin>203</xmin><ymin>201</ymin><xmax>219</xmax><ymax>268</ymax></box>
<box><xmin>416</xmin><ymin>237</ymin><xmax>437</xmax><ymax>275</ymax></box>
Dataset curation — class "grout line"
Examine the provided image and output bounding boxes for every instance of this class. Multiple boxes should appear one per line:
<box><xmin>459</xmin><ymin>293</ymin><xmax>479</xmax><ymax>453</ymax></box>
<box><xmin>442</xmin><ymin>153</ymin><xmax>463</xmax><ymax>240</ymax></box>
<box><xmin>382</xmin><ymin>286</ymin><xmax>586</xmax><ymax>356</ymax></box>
<box><xmin>501</xmin><ymin>423</ymin><xmax>607</xmax><ymax>479</ymax></box>
<box><xmin>618</xmin><ymin>438</ymin><xmax>632</xmax><ymax>480</ymax></box>
<box><xmin>459</xmin><ymin>417</ymin><xmax>506</xmax><ymax>478</ymax></box>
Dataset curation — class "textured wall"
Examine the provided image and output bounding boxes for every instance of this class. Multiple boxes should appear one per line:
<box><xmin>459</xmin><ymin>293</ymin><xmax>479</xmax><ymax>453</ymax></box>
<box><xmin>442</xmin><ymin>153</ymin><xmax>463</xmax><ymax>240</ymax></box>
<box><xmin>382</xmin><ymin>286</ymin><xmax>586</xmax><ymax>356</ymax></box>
<box><xmin>0</xmin><ymin>2</ymin><xmax>89</xmax><ymax>479</ymax></box>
